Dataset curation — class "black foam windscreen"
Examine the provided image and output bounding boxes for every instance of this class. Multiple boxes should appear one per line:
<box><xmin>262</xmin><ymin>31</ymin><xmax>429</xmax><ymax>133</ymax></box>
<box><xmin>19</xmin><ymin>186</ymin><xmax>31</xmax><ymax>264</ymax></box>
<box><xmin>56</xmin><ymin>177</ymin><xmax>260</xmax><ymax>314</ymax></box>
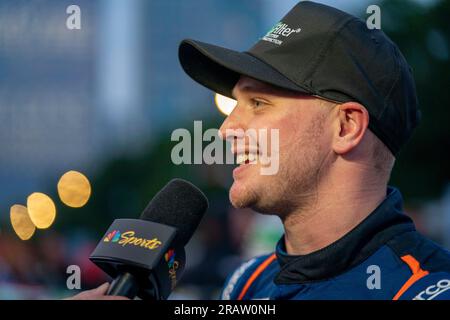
<box><xmin>140</xmin><ymin>179</ymin><xmax>208</xmax><ymax>246</ymax></box>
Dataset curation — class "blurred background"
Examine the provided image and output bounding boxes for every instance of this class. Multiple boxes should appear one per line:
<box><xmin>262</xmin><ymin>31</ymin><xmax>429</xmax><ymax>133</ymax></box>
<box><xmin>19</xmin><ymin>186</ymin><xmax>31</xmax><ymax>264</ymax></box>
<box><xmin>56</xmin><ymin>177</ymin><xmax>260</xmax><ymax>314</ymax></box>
<box><xmin>0</xmin><ymin>0</ymin><xmax>449</xmax><ymax>299</ymax></box>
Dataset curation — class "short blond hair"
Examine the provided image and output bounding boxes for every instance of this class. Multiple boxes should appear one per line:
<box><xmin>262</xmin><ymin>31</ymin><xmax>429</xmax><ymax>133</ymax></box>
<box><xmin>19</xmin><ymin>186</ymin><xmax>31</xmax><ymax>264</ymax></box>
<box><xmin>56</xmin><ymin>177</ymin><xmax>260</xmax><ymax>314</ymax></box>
<box><xmin>371</xmin><ymin>134</ymin><xmax>395</xmax><ymax>179</ymax></box>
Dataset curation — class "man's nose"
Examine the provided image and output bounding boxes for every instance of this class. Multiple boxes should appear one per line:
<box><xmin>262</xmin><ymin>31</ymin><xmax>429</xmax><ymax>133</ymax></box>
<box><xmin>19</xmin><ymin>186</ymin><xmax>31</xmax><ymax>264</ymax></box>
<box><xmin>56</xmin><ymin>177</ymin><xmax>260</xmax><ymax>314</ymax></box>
<box><xmin>218</xmin><ymin>105</ymin><xmax>247</xmax><ymax>142</ymax></box>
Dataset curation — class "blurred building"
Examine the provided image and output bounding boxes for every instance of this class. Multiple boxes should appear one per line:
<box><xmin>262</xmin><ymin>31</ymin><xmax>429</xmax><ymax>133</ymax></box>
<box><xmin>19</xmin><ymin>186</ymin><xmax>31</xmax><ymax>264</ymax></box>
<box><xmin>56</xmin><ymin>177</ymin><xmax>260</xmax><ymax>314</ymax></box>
<box><xmin>96</xmin><ymin>0</ymin><xmax>265</xmax><ymax>147</ymax></box>
<box><xmin>0</xmin><ymin>0</ymin><xmax>97</xmax><ymax>210</ymax></box>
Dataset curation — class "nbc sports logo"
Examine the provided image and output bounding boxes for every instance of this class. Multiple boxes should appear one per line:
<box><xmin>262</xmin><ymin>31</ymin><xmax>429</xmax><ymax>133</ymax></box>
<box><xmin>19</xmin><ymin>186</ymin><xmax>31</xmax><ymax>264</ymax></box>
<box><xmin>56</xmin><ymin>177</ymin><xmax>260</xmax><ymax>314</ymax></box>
<box><xmin>165</xmin><ymin>249</ymin><xmax>179</xmax><ymax>289</ymax></box>
<box><xmin>103</xmin><ymin>230</ymin><xmax>121</xmax><ymax>243</ymax></box>
<box><xmin>103</xmin><ymin>230</ymin><xmax>162</xmax><ymax>250</ymax></box>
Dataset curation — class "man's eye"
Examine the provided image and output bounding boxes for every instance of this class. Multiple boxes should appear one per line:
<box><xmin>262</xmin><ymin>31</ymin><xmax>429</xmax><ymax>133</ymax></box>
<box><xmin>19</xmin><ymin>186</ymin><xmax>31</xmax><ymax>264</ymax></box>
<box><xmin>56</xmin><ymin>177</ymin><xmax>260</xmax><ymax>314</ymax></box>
<box><xmin>251</xmin><ymin>99</ymin><xmax>266</xmax><ymax>108</ymax></box>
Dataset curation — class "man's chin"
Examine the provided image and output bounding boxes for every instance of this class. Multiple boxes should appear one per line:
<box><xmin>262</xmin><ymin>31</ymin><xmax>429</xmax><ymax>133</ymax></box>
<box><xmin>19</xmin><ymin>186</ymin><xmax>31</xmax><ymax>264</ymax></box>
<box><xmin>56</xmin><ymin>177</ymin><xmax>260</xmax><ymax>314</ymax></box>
<box><xmin>229</xmin><ymin>180</ymin><xmax>255</xmax><ymax>209</ymax></box>
<box><xmin>229</xmin><ymin>180</ymin><xmax>283</xmax><ymax>215</ymax></box>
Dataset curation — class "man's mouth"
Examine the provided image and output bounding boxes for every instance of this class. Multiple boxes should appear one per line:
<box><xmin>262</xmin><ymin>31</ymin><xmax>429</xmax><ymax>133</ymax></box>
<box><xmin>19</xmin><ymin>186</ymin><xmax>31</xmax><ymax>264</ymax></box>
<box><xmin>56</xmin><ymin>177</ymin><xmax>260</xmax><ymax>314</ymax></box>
<box><xmin>236</xmin><ymin>153</ymin><xmax>259</xmax><ymax>165</ymax></box>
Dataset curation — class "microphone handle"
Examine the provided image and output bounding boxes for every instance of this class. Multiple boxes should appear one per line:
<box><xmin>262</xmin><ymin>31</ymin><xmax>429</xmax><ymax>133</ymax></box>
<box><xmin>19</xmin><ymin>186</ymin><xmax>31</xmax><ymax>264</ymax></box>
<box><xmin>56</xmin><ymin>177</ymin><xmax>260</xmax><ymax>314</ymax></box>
<box><xmin>107</xmin><ymin>272</ymin><xmax>139</xmax><ymax>299</ymax></box>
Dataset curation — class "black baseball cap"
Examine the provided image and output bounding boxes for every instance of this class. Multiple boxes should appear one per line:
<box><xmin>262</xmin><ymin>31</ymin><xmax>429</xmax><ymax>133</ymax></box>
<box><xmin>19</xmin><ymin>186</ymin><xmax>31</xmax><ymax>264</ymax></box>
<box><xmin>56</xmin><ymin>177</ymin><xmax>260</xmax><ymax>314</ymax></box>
<box><xmin>178</xmin><ymin>1</ymin><xmax>421</xmax><ymax>155</ymax></box>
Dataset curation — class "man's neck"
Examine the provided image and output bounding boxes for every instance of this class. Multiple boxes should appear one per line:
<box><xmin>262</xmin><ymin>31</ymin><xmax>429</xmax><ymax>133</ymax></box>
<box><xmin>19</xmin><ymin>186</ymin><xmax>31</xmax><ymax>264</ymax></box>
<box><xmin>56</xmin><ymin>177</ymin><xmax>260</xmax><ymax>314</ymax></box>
<box><xmin>282</xmin><ymin>170</ymin><xmax>388</xmax><ymax>256</ymax></box>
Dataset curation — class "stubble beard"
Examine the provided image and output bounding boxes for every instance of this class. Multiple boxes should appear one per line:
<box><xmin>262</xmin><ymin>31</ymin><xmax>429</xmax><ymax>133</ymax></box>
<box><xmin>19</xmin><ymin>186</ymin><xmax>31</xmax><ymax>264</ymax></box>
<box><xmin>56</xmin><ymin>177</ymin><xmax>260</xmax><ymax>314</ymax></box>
<box><xmin>229</xmin><ymin>115</ymin><xmax>328</xmax><ymax>218</ymax></box>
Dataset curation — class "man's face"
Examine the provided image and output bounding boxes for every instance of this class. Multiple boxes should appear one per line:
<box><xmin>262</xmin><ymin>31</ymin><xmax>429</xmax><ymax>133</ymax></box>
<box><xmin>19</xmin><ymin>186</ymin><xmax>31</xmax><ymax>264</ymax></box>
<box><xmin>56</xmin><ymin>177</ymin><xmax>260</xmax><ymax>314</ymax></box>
<box><xmin>219</xmin><ymin>76</ymin><xmax>335</xmax><ymax>216</ymax></box>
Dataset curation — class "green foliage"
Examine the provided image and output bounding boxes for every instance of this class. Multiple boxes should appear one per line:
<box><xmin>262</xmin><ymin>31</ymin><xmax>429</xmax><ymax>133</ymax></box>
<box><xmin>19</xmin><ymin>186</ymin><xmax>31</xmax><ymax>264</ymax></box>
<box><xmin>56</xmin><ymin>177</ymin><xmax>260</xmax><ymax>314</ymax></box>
<box><xmin>378</xmin><ymin>0</ymin><xmax>450</xmax><ymax>200</ymax></box>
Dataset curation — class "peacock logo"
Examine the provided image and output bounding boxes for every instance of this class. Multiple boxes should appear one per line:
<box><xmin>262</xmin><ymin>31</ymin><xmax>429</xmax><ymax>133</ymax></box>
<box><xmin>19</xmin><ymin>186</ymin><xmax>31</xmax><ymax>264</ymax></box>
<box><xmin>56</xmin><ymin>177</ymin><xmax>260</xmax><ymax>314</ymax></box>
<box><xmin>165</xmin><ymin>249</ymin><xmax>176</xmax><ymax>268</ymax></box>
<box><xmin>103</xmin><ymin>230</ymin><xmax>121</xmax><ymax>242</ymax></box>
<box><xmin>165</xmin><ymin>249</ymin><xmax>179</xmax><ymax>289</ymax></box>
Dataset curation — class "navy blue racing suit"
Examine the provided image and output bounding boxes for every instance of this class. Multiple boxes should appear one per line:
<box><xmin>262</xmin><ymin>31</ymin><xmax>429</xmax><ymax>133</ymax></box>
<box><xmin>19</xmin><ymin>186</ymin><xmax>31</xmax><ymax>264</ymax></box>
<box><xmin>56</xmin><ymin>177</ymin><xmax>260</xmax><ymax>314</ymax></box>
<box><xmin>221</xmin><ymin>187</ymin><xmax>450</xmax><ymax>300</ymax></box>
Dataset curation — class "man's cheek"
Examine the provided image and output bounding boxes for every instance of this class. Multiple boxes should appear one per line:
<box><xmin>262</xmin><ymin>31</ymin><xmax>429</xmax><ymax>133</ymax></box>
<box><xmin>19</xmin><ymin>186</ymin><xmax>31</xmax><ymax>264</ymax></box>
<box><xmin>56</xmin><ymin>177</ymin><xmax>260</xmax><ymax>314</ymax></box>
<box><xmin>278</xmin><ymin>123</ymin><xmax>303</xmax><ymax>152</ymax></box>
<box><xmin>259</xmin><ymin>129</ymin><xmax>280</xmax><ymax>176</ymax></box>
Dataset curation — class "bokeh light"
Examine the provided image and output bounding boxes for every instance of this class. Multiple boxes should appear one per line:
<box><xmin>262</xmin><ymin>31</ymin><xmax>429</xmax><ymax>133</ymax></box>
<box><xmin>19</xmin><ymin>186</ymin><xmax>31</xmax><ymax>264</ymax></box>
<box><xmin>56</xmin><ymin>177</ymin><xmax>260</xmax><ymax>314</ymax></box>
<box><xmin>27</xmin><ymin>192</ymin><xmax>56</xmax><ymax>229</ymax></box>
<box><xmin>57</xmin><ymin>170</ymin><xmax>92</xmax><ymax>208</ymax></box>
<box><xmin>10</xmin><ymin>204</ymin><xmax>36</xmax><ymax>240</ymax></box>
<box><xmin>214</xmin><ymin>93</ymin><xmax>237</xmax><ymax>116</ymax></box>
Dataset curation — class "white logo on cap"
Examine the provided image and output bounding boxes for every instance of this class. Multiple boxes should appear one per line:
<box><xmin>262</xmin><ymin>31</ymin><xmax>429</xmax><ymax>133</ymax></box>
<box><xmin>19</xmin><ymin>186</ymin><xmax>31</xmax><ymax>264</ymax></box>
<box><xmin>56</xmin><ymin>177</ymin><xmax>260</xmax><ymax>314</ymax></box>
<box><xmin>262</xmin><ymin>21</ymin><xmax>301</xmax><ymax>45</ymax></box>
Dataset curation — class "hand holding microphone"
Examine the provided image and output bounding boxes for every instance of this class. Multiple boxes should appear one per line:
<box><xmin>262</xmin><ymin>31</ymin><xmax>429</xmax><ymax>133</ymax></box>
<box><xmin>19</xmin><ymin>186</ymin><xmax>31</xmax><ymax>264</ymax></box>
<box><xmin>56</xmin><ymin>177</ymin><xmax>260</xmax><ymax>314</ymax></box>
<box><xmin>89</xmin><ymin>178</ymin><xmax>208</xmax><ymax>300</ymax></box>
<box><xmin>66</xmin><ymin>282</ymin><xmax>129</xmax><ymax>300</ymax></box>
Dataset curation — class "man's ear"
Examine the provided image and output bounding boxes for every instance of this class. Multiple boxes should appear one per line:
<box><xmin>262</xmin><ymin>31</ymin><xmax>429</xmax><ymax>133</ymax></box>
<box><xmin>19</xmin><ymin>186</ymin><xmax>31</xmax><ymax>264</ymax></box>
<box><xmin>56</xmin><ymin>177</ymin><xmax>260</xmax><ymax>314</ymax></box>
<box><xmin>332</xmin><ymin>102</ymin><xmax>369</xmax><ymax>155</ymax></box>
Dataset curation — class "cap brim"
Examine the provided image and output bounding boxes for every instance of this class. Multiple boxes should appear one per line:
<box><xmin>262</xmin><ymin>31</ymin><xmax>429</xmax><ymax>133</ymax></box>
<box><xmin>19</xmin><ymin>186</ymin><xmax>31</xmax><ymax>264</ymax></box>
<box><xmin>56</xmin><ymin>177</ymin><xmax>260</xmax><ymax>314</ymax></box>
<box><xmin>178</xmin><ymin>39</ymin><xmax>311</xmax><ymax>99</ymax></box>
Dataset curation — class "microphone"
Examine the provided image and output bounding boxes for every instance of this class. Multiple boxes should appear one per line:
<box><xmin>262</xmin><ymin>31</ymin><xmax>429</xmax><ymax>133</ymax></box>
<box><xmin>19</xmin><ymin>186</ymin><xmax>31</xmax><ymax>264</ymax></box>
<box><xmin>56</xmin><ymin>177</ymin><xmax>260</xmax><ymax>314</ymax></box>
<box><xmin>89</xmin><ymin>178</ymin><xmax>208</xmax><ymax>299</ymax></box>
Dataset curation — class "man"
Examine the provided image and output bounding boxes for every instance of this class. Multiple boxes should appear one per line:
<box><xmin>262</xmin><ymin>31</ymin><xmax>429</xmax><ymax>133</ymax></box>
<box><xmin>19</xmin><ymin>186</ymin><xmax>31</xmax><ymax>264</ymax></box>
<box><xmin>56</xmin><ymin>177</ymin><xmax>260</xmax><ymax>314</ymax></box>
<box><xmin>178</xmin><ymin>1</ymin><xmax>450</xmax><ymax>299</ymax></box>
